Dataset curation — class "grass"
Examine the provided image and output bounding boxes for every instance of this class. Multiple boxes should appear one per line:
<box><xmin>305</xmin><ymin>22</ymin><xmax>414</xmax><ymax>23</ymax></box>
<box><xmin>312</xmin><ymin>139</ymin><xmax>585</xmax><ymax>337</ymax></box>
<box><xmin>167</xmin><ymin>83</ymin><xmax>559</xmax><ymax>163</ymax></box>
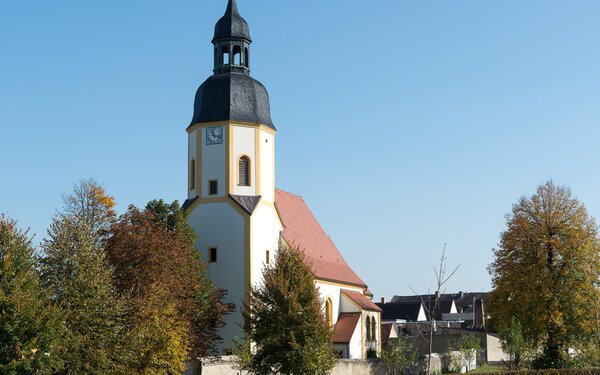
<box><xmin>469</xmin><ymin>363</ymin><xmax>505</xmax><ymax>374</ymax></box>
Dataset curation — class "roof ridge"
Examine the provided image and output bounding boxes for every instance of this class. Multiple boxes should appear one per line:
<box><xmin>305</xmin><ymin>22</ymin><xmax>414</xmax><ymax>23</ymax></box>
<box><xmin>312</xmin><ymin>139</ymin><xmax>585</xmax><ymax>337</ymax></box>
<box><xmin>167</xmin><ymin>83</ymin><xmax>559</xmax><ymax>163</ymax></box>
<box><xmin>274</xmin><ymin>188</ymin><xmax>304</xmax><ymax>199</ymax></box>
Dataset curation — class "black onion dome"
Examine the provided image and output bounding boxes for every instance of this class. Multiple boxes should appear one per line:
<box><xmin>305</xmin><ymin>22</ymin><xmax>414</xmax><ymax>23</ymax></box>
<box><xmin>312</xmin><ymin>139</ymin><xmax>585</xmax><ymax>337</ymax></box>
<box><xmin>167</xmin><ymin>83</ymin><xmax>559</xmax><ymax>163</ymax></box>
<box><xmin>190</xmin><ymin>73</ymin><xmax>275</xmax><ymax>129</ymax></box>
<box><xmin>212</xmin><ymin>0</ymin><xmax>251</xmax><ymax>43</ymax></box>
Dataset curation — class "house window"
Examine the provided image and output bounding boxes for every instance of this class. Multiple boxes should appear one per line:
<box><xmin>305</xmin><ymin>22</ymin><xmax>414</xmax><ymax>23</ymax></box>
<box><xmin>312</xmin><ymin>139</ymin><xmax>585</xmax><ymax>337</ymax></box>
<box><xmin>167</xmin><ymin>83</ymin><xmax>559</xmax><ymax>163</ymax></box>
<box><xmin>209</xmin><ymin>180</ymin><xmax>218</xmax><ymax>195</ymax></box>
<box><xmin>238</xmin><ymin>156</ymin><xmax>250</xmax><ymax>186</ymax></box>
<box><xmin>325</xmin><ymin>298</ymin><xmax>333</xmax><ymax>327</ymax></box>
<box><xmin>190</xmin><ymin>159</ymin><xmax>195</xmax><ymax>190</ymax></box>
<box><xmin>209</xmin><ymin>248</ymin><xmax>217</xmax><ymax>263</ymax></box>
<box><xmin>266</xmin><ymin>250</ymin><xmax>270</xmax><ymax>265</ymax></box>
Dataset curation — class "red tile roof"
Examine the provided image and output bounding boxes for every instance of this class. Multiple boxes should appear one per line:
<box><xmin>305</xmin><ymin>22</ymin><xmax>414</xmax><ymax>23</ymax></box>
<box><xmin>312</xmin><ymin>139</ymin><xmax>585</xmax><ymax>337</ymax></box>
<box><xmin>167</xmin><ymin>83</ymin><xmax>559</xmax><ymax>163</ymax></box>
<box><xmin>342</xmin><ymin>290</ymin><xmax>382</xmax><ymax>312</ymax></box>
<box><xmin>332</xmin><ymin>313</ymin><xmax>361</xmax><ymax>343</ymax></box>
<box><xmin>275</xmin><ymin>189</ymin><xmax>367</xmax><ymax>288</ymax></box>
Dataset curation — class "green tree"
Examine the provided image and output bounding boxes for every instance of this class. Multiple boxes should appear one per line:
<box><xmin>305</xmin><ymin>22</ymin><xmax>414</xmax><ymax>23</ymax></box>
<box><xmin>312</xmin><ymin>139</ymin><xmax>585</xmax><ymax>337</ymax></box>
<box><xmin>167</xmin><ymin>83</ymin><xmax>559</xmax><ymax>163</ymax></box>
<box><xmin>40</xmin><ymin>180</ymin><xmax>130</xmax><ymax>374</ymax></box>
<box><xmin>0</xmin><ymin>214</ymin><xmax>62</xmax><ymax>374</ymax></box>
<box><xmin>498</xmin><ymin>317</ymin><xmax>535</xmax><ymax>370</ymax></box>
<box><xmin>488</xmin><ymin>180</ymin><xmax>600</xmax><ymax>368</ymax></box>
<box><xmin>240</xmin><ymin>244</ymin><xmax>337</xmax><ymax>375</ymax></box>
<box><xmin>449</xmin><ymin>334</ymin><xmax>480</xmax><ymax>373</ymax></box>
<box><xmin>381</xmin><ymin>336</ymin><xmax>418</xmax><ymax>375</ymax></box>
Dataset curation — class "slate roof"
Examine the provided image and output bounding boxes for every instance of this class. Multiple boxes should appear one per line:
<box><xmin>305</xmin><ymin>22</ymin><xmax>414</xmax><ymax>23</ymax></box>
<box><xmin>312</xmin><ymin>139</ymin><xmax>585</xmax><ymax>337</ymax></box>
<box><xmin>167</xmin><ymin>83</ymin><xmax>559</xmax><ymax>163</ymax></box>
<box><xmin>332</xmin><ymin>313</ymin><xmax>361</xmax><ymax>344</ymax></box>
<box><xmin>391</xmin><ymin>292</ymin><xmax>488</xmax><ymax>313</ymax></box>
<box><xmin>376</xmin><ymin>302</ymin><xmax>423</xmax><ymax>322</ymax></box>
<box><xmin>229</xmin><ymin>194</ymin><xmax>261</xmax><ymax>214</ymax></box>
<box><xmin>213</xmin><ymin>0</ymin><xmax>251</xmax><ymax>43</ymax></box>
<box><xmin>275</xmin><ymin>189</ymin><xmax>367</xmax><ymax>288</ymax></box>
<box><xmin>190</xmin><ymin>73</ymin><xmax>275</xmax><ymax>129</ymax></box>
<box><xmin>342</xmin><ymin>290</ymin><xmax>382</xmax><ymax>312</ymax></box>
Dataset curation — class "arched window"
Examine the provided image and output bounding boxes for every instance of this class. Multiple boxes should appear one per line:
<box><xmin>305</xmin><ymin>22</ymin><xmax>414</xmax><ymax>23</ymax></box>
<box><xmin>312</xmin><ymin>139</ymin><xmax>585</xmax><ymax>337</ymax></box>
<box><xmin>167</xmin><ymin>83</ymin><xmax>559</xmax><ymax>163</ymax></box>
<box><xmin>190</xmin><ymin>159</ymin><xmax>195</xmax><ymax>190</ymax></box>
<box><xmin>233</xmin><ymin>45</ymin><xmax>242</xmax><ymax>66</ymax></box>
<box><xmin>244</xmin><ymin>47</ymin><xmax>249</xmax><ymax>68</ymax></box>
<box><xmin>238</xmin><ymin>156</ymin><xmax>250</xmax><ymax>186</ymax></box>
<box><xmin>325</xmin><ymin>298</ymin><xmax>333</xmax><ymax>327</ymax></box>
<box><xmin>366</xmin><ymin>316</ymin><xmax>371</xmax><ymax>341</ymax></box>
<box><xmin>371</xmin><ymin>317</ymin><xmax>377</xmax><ymax>341</ymax></box>
<box><xmin>221</xmin><ymin>45</ymin><xmax>230</xmax><ymax>65</ymax></box>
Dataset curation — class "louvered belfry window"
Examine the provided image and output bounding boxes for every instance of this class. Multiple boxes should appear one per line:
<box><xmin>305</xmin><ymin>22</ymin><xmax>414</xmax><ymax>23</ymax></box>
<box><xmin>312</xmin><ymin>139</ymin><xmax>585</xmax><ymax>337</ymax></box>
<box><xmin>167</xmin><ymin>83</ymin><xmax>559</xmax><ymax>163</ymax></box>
<box><xmin>239</xmin><ymin>156</ymin><xmax>250</xmax><ymax>186</ymax></box>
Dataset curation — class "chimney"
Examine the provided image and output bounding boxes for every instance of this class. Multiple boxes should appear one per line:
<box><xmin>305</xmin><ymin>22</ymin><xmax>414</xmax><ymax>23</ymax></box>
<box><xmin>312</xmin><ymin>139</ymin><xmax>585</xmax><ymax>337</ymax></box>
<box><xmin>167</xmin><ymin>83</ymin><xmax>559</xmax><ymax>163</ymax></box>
<box><xmin>380</xmin><ymin>297</ymin><xmax>386</xmax><ymax>304</ymax></box>
<box><xmin>459</xmin><ymin>291</ymin><xmax>465</xmax><ymax>298</ymax></box>
<box><xmin>474</xmin><ymin>299</ymin><xmax>485</xmax><ymax>327</ymax></box>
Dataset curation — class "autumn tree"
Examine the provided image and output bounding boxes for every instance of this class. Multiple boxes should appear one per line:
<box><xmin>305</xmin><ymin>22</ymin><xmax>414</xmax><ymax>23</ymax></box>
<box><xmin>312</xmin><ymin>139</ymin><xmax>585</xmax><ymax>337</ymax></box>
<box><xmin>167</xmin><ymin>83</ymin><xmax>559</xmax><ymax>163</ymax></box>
<box><xmin>40</xmin><ymin>180</ymin><xmax>130</xmax><ymax>373</ymax></box>
<box><xmin>240</xmin><ymin>244</ymin><xmax>337</xmax><ymax>375</ymax></box>
<box><xmin>0</xmin><ymin>214</ymin><xmax>62</xmax><ymax>374</ymax></box>
<box><xmin>106</xmin><ymin>200</ymin><xmax>231</xmax><ymax>369</ymax></box>
<box><xmin>488</xmin><ymin>180</ymin><xmax>600</xmax><ymax>368</ymax></box>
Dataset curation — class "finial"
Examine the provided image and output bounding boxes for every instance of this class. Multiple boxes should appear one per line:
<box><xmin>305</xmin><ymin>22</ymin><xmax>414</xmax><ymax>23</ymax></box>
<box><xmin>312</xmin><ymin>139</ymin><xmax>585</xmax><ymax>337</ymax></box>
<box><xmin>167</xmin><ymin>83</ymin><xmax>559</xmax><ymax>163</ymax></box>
<box><xmin>225</xmin><ymin>0</ymin><xmax>239</xmax><ymax>16</ymax></box>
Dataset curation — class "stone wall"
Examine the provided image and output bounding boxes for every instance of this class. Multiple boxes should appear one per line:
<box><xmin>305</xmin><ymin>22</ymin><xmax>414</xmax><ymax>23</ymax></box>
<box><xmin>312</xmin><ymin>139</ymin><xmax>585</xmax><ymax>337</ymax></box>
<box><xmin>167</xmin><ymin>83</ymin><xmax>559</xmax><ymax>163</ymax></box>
<box><xmin>185</xmin><ymin>355</ymin><xmax>443</xmax><ymax>375</ymax></box>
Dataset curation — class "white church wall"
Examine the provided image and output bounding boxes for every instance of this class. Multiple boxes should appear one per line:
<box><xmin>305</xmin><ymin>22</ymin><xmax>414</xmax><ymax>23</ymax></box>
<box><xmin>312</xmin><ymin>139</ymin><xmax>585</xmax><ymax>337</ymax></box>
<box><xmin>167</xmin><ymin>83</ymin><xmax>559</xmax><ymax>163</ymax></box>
<box><xmin>250</xmin><ymin>202</ymin><xmax>282</xmax><ymax>287</ymax></box>
<box><xmin>201</xmin><ymin>126</ymin><xmax>226</xmax><ymax>198</ymax></box>
<box><xmin>188</xmin><ymin>130</ymin><xmax>197</xmax><ymax>199</ymax></box>
<box><xmin>231</xmin><ymin>125</ymin><xmax>256</xmax><ymax>196</ymax></box>
<box><xmin>348</xmin><ymin>314</ymin><xmax>363</xmax><ymax>359</ymax></box>
<box><xmin>317</xmin><ymin>282</ymin><xmax>364</xmax><ymax>325</ymax></box>
<box><xmin>258</xmin><ymin>129</ymin><xmax>275</xmax><ymax>202</ymax></box>
<box><xmin>188</xmin><ymin>201</ymin><xmax>246</xmax><ymax>349</ymax></box>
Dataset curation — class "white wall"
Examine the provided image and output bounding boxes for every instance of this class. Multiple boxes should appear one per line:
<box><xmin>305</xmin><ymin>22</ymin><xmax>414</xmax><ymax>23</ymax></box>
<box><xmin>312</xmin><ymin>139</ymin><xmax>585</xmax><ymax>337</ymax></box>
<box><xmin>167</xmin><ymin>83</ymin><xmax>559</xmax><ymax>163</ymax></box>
<box><xmin>201</xmin><ymin>126</ymin><xmax>226</xmax><ymax>198</ymax></box>
<box><xmin>348</xmin><ymin>315</ymin><xmax>363</xmax><ymax>359</ymax></box>
<box><xmin>188</xmin><ymin>201</ymin><xmax>245</xmax><ymax>350</ymax></box>
<box><xmin>250</xmin><ymin>202</ymin><xmax>282</xmax><ymax>287</ymax></box>
<box><xmin>232</xmin><ymin>125</ymin><xmax>256</xmax><ymax>196</ymax></box>
<box><xmin>258</xmin><ymin>129</ymin><xmax>275</xmax><ymax>201</ymax></box>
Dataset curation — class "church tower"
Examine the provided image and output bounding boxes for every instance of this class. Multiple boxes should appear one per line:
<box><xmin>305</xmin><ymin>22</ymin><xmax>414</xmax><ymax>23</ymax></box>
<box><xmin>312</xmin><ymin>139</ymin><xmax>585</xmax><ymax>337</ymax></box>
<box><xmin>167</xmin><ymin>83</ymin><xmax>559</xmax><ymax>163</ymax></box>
<box><xmin>185</xmin><ymin>0</ymin><xmax>282</xmax><ymax>351</ymax></box>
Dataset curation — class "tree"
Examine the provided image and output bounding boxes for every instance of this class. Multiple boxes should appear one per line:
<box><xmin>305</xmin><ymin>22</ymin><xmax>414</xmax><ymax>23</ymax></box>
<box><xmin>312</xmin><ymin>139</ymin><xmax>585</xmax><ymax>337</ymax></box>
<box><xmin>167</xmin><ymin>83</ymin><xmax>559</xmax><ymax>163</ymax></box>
<box><xmin>240</xmin><ymin>244</ymin><xmax>337</xmax><ymax>375</ymax></box>
<box><xmin>411</xmin><ymin>246</ymin><xmax>460</xmax><ymax>375</ymax></box>
<box><xmin>106</xmin><ymin>201</ymin><xmax>232</xmax><ymax>364</ymax></box>
<box><xmin>488</xmin><ymin>180</ymin><xmax>600</xmax><ymax>368</ymax></box>
<box><xmin>40</xmin><ymin>180</ymin><xmax>130</xmax><ymax>373</ymax></box>
<box><xmin>498</xmin><ymin>317</ymin><xmax>535</xmax><ymax>370</ymax></box>
<box><xmin>381</xmin><ymin>336</ymin><xmax>418</xmax><ymax>375</ymax></box>
<box><xmin>449</xmin><ymin>334</ymin><xmax>480</xmax><ymax>373</ymax></box>
<box><xmin>0</xmin><ymin>214</ymin><xmax>62</xmax><ymax>374</ymax></box>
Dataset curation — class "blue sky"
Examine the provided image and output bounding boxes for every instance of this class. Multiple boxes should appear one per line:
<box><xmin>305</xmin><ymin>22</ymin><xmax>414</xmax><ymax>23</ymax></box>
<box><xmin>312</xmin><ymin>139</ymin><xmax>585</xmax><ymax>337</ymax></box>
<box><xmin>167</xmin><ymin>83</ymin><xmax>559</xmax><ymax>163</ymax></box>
<box><xmin>1</xmin><ymin>1</ymin><xmax>599</xmax><ymax>299</ymax></box>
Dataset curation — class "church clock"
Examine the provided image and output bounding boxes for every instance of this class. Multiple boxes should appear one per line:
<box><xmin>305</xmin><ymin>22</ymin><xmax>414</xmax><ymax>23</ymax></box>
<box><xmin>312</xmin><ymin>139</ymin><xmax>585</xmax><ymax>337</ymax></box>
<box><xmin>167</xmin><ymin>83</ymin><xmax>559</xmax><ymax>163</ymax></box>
<box><xmin>206</xmin><ymin>126</ymin><xmax>223</xmax><ymax>145</ymax></box>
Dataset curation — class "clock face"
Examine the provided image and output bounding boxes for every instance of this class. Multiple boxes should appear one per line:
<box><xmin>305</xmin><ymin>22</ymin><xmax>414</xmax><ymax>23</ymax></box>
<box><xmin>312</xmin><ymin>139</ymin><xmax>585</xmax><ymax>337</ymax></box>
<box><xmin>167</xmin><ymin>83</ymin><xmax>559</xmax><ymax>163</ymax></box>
<box><xmin>206</xmin><ymin>126</ymin><xmax>223</xmax><ymax>145</ymax></box>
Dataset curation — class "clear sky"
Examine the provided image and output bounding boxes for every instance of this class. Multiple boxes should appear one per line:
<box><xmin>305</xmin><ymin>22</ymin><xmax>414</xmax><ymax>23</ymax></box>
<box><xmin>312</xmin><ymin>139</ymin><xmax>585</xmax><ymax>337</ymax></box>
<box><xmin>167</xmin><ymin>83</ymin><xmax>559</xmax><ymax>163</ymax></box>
<box><xmin>1</xmin><ymin>1</ymin><xmax>599</xmax><ymax>300</ymax></box>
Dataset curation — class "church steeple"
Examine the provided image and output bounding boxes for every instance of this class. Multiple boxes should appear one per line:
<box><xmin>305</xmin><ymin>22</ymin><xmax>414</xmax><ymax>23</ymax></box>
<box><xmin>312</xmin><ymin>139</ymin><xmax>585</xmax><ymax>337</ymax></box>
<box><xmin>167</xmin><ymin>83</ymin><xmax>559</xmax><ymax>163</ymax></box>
<box><xmin>190</xmin><ymin>0</ymin><xmax>274</xmax><ymax>128</ymax></box>
<box><xmin>212</xmin><ymin>0</ymin><xmax>251</xmax><ymax>75</ymax></box>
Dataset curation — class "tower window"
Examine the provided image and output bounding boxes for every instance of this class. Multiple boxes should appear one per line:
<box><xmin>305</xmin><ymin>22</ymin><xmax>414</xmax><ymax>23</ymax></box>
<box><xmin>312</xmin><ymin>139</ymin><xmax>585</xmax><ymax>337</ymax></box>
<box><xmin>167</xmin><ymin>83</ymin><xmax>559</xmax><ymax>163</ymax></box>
<box><xmin>266</xmin><ymin>250</ymin><xmax>270</xmax><ymax>265</ymax></box>
<box><xmin>238</xmin><ymin>156</ymin><xmax>250</xmax><ymax>186</ymax></box>
<box><xmin>209</xmin><ymin>180</ymin><xmax>218</xmax><ymax>195</ymax></box>
<box><xmin>209</xmin><ymin>248</ymin><xmax>217</xmax><ymax>263</ymax></box>
<box><xmin>190</xmin><ymin>159</ymin><xmax>196</xmax><ymax>190</ymax></box>
<box><xmin>221</xmin><ymin>46</ymin><xmax>230</xmax><ymax>65</ymax></box>
<box><xmin>233</xmin><ymin>45</ymin><xmax>242</xmax><ymax>66</ymax></box>
<box><xmin>244</xmin><ymin>48</ymin><xmax>249</xmax><ymax>68</ymax></box>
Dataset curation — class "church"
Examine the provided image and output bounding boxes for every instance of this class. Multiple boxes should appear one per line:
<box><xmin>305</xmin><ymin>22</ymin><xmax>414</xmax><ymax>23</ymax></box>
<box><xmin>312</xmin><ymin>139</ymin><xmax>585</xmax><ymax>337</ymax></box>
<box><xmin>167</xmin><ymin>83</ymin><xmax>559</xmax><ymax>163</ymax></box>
<box><xmin>183</xmin><ymin>0</ymin><xmax>381</xmax><ymax>359</ymax></box>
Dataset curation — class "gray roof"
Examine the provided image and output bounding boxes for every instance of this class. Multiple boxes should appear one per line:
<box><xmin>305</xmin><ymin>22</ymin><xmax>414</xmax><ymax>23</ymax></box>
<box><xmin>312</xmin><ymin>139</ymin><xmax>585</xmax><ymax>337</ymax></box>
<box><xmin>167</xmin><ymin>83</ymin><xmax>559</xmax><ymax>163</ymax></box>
<box><xmin>190</xmin><ymin>72</ymin><xmax>275</xmax><ymax>129</ymax></box>
<box><xmin>213</xmin><ymin>0</ymin><xmax>251</xmax><ymax>43</ymax></box>
<box><xmin>377</xmin><ymin>302</ymin><xmax>423</xmax><ymax>322</ymax></box>
<box><xmin>391</xmin><ymin>292</ymin><xmax>488</xmax><ymax>314</ymax></box>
